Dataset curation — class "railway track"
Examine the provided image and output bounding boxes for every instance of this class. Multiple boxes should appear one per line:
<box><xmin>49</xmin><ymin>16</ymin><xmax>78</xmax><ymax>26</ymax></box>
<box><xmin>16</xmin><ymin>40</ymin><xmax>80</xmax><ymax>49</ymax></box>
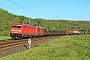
<box><xmin>0</xmin><ymin>36</ymin><xmax>60</xmax><ymax>57</ymax></box>
<box><xmin>0</xmin><ymin>40</ymin><xmax>28</xmax><ymax>51</ymax></box>
<box><xmin>0</xmin><ymin>36</ymin><xmax>59</xmax><ymax>50</ymax></box>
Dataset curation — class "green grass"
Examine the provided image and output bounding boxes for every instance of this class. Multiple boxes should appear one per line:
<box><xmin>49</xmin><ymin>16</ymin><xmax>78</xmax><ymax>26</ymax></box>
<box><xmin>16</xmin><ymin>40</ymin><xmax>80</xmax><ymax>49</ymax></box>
<box><xmin>0</xmin><ymin>36</ymin><xmax>11</xmax><ymax>40</ymax></box>
<box><xmin>0</xmin><ymin>34</ymin><xmax>90</xmax><ymax>60</ymax></box>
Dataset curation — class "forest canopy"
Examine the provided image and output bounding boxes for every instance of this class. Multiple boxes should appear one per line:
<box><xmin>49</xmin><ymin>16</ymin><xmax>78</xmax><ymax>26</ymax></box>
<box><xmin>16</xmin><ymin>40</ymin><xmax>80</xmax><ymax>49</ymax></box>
<box><xmin>0</xmin><ymin>8</ymin><xmax>90</xmax><ymax>36</ymax></box>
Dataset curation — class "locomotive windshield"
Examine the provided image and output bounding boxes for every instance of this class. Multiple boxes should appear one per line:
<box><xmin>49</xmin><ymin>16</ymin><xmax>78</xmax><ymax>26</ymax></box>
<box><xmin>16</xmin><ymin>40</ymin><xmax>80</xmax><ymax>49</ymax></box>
<box><xmin>12</xmin><ymin>24</ymin><xmax>21</xmax><ymax>28</ymax></box>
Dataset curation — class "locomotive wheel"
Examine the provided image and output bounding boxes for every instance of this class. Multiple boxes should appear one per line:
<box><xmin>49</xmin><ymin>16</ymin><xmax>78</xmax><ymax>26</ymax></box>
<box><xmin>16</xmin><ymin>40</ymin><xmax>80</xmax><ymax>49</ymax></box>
<box><xmin>12</xmin><ymin>36</ymin><xmax>20</xmax><ymax>40</ymax></box>
<box><xmin>32</xmin><ymin>35</ymin><xmax>36</xmax><ymax>38</ymax></box>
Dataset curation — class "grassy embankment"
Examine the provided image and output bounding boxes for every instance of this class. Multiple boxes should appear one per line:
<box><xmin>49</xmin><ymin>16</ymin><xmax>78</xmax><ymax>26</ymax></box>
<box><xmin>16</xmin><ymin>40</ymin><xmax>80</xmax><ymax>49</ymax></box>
<box><xmin>0</xmin><ymin>36</ymin><xmax>11</xmax><ymax>40</ymax></box>
<box><xmin>0</xmin><ymin>34</ymin><xmax>90</xmax><ymax>60</ymax></box>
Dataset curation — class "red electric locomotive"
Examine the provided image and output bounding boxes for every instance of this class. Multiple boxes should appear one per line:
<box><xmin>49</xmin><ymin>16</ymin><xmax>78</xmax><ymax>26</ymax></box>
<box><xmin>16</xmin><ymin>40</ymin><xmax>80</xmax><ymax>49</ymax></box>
<box><xmin>10</xmin><ymin>22</ymin><xmax>44</xmax><ymax>39</ymax></box>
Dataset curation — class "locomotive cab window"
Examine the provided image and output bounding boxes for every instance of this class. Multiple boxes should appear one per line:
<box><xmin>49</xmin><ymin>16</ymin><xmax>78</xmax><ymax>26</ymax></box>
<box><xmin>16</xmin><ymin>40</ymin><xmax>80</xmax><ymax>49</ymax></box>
<box><xmin>12</xmin><ymin>25</ymin><xmax>21</xmax><ymax>28</ymax></box>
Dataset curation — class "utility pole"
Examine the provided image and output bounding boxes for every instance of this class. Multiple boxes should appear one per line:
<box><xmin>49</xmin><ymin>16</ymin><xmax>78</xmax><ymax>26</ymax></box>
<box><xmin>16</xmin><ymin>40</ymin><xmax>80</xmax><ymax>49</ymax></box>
<box><xmin>20</xmin><ymin>16</ymin><xmax>24</xmax><ymax>22</ymax></box>
<box><xmin>59</xmin><ymin>21</ymin><xmax>61</xmax><ymax>31</ymax></box>
<box><xmin>29</xmin><ymin>17</ymin><xmax>30</xmax><ymax>24</ymax></box>
<box><xmin>66</xmin><ymin>25</ymin><xmax>68</xmax><ymax>36</ymax></box>
<box><xmin>56</xmin><ymin>16</ymin><xmax>61</xmax><ymax>31</ymax></box>
<box><xmin>37</xmin><ymin>20</ymin><xmax>40</xmax><ymax>26</ymax></box>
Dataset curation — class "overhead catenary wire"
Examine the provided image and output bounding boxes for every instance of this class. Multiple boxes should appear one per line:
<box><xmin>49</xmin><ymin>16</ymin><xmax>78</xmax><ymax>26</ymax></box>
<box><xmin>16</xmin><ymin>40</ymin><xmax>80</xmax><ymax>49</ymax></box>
<box><xmin>7</xmin><ymin>0</ymin><xmax>89</xmax><ymax>8</ymax></box>
<box><xmin>8</xmin><ymin>0</ymin><xmax>38</xmax><ymax>16</ymax></box>
<box><xmin>1</xmin><ymin>0</ymin><xmax>89</xmax><ymax>8</ymax></box>
<box><xmin>0</xmin><ymin>0</ymin><xmax>89</xmax><ymax>20</ymax></box>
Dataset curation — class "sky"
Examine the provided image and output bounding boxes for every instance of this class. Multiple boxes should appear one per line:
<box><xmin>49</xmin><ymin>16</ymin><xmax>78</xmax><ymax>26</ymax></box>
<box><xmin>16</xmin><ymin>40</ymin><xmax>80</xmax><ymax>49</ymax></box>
<box><xmin>0</xmin><ymin>0</ymin><xmax>90</xmax><ymax>21</ymax></box>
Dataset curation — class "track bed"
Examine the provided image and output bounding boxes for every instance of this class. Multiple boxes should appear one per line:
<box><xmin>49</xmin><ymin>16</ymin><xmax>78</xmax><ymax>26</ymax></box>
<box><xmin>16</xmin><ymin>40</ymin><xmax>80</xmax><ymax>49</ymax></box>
<box><xmin>0</xmin><ymin>36</ymin><xmax>60</xmax><ymax>57</ymax></box>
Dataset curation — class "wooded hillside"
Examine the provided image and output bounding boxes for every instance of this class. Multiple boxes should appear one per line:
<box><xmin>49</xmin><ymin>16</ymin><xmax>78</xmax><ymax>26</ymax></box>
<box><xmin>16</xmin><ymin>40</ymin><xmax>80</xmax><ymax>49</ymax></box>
<box><xmin>0</xmin><ymin>8</ymin><xmax>90</xmax><ymax>36</ymax></box>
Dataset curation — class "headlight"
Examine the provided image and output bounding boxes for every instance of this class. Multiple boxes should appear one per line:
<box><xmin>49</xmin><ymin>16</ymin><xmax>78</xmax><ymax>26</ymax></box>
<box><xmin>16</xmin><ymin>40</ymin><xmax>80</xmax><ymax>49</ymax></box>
<box><xmin>18</xmin><ymin>30</ymin><xmax>21</xmax><ymax>32</ymax></box>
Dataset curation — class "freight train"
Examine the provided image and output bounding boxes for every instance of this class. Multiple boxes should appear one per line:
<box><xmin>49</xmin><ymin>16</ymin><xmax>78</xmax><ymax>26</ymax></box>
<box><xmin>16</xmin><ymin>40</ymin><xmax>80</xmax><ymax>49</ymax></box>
<box><xmin>10</xmin><ymin>22</ymin><xmax>62</xmax><ymax>39</ymax></box>
<box><xmin>10</xmin><ymin>22</ymin><xmax>88</xmax><ymax>40</ymax></box>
